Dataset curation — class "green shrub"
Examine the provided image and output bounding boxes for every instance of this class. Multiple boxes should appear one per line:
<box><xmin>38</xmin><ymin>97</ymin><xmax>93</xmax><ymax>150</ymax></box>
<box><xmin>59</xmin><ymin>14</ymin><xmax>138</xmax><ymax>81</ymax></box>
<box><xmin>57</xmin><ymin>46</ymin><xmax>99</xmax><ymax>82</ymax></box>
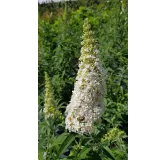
<box><xmin>38</xmin><ymin>1</ymin><xmax>128</xmax><ymax>159</ymax></box>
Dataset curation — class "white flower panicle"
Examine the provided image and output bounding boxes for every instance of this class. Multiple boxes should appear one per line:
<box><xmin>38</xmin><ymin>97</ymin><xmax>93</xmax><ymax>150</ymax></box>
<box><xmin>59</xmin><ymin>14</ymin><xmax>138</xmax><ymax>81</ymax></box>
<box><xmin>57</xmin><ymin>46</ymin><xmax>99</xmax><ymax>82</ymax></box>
<box><xmin>65</xmin><ymin>18</ymin><xmax>105</xmax><ymax>134</ymax></box>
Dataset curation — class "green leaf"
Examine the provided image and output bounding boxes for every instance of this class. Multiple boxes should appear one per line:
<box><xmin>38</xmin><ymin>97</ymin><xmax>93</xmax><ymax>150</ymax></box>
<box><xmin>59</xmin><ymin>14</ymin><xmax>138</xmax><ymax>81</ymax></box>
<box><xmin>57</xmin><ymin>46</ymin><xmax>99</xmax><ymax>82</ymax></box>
<box><xmin>47</xmin><ymin>133</ymin><xmax>69</xmax><ymax>154</ymax></box>
<box><xmin>57</xmin><ymin>133</ymin><xmax>76</xmax><ymax>158</ymax></box>
<box><xmin>56</xmin><ymin>133</ymin><xmax>69</xmax><ymax>146</ymax></box>
<box><xmin>47</xmin><ymin>136</ymin><xmax>58</xmax><ymax>150</ymax></box>
<box><xmin>78</xmin><ymin>146</ymin><xmax>91</xmax><ymax>159</ymax></box>
<box><xmin>103</xmin><ymin>146</ymin><xmax>115</xmax><ymax>160</ymax></box>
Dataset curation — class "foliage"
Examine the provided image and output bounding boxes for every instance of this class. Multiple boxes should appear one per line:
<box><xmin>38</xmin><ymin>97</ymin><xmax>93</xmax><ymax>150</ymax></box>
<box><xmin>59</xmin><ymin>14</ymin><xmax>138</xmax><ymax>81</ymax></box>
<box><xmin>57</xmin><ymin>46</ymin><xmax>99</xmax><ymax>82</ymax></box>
<box><xmin>38</xmin><ymin>0</ymin><xmax>128</xmax><ymax>159</ymax></box>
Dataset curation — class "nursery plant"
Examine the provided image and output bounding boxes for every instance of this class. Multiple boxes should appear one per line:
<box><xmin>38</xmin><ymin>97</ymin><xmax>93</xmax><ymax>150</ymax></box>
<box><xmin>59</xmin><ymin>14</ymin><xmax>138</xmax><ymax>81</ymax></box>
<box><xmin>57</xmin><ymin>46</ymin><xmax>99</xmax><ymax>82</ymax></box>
<box><xmin>38</xmin><ymin>0</ymin><xmax>128</xmax><ymax>159</ymax></box>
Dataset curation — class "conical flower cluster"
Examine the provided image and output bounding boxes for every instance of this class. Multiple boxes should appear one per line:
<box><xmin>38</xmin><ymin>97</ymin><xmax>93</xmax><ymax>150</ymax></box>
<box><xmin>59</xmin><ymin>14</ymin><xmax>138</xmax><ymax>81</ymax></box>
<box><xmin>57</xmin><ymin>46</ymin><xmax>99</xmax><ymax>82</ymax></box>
<box><xmin>65</xmin><ymin>18</ymin><xmax>105</xmax><ymax>134</ymax></box>
<box><xmin>43</xmin><ymin>72</ymin><xmax>63</xmax><ymax>121</ymax></box>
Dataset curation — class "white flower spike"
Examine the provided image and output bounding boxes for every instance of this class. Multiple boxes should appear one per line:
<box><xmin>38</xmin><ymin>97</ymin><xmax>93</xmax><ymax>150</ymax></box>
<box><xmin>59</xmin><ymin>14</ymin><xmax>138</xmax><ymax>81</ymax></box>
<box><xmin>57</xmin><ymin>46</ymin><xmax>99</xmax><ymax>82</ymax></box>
<box><xmin>65</xmin><ymin>18</ymin><xmax>105</xmax><ymax>135</ymax></box>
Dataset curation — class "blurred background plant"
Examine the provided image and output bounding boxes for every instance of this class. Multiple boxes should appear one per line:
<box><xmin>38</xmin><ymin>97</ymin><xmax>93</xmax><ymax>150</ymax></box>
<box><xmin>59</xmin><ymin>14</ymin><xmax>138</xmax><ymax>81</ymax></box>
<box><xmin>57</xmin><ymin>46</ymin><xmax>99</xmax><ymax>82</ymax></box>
<box><xmin>38</xmin><ymin>0</ymin><xmax>128</xmax><ymax>159</ymax></box>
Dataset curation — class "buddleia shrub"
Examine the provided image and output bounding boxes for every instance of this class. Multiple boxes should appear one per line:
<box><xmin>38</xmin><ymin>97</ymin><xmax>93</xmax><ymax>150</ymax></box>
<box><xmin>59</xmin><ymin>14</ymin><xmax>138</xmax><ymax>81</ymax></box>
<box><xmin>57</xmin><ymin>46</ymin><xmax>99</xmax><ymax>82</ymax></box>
<box><xmin>38</xmin><ymin>0</ymin><xmax>128</xmax><ymax>159</ymax></box>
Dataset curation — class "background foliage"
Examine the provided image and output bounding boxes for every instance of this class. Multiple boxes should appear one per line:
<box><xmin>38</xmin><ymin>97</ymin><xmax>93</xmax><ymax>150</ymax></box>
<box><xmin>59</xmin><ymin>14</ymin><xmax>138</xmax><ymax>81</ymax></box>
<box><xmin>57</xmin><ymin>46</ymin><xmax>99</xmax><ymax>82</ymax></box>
<box><xmin>38</xmin><ymin>0</ymin><xmax>128</xmax><ymax>159</ymax></box>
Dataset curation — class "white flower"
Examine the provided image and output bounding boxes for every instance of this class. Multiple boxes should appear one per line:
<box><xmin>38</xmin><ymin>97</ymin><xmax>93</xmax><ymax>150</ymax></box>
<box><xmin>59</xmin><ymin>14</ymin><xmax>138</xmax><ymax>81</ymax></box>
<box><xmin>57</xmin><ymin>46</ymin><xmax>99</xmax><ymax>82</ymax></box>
<box><xmin>65</xmin><ymin>18</ymin><xmax>105</xmax><ymax>135</ymax></box>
